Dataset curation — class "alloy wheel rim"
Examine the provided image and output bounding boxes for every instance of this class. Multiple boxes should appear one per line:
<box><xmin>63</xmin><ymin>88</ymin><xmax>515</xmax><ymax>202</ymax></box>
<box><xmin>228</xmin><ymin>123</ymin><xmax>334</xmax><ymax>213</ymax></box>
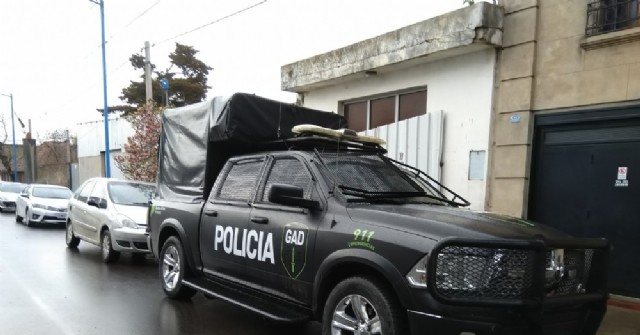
<box><xmin>162</xmin><ymin>245</ymin><xmax>180</xmax><ymax>290</ymax></box>
<box><xmin>331</xmin><ymin>294</ymin><xmax>381</xmax><ymax>335</ymax></box>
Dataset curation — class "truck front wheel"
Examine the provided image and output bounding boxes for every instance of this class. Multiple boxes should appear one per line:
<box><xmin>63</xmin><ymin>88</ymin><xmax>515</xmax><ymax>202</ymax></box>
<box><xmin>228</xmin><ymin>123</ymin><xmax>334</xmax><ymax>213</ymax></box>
<box><xmin>322</xmin><ymin>276</ymin><xmax>406</xmax><ymax>335</ymax></box>
<box><xmin>160</xmin><ymin>236</ymin><xmax>196</xmax><ymax>300</ymax></box>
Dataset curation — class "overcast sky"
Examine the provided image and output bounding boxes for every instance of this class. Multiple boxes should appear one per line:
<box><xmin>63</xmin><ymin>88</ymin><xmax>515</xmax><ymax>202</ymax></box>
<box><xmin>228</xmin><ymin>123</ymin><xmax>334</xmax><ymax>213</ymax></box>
<box><xmin>0</xmin><ymin>0</ymin><xmax>464</xmax><ymax>139</ymax></box>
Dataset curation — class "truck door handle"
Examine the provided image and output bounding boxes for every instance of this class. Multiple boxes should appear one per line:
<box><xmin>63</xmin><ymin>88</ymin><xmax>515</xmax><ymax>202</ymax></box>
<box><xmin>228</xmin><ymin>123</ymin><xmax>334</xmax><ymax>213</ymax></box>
<box><xmin>251</xmin><ymin>216</ymin><xmax>269</xmax><ymax>224</ymax></box>
<box><xmin>204</xmin><ymin>209</ymin><xmax>218</xmax><ymax>217</ymax></box>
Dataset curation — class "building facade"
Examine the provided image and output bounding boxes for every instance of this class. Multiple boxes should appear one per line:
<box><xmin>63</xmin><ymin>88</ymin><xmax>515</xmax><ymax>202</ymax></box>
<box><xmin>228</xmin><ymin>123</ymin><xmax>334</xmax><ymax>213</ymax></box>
<box><xmin>282</xmin><ymin>0</ymin><xmax>639</xmax><ymax>298</ymax></box>
<box><xmin>490</xmin><ymin>0</ymin><xmax>640</xmax><ymax>298</ymax></box>
<box><xmin>282</xmin><ymin>3</ymin><xmax>503</xmax><ymax>211</ymax></box>
<box><xmin>76</xmin><ymin>117</ymin><xmax>133</xmax><ymax>184</ymax></box>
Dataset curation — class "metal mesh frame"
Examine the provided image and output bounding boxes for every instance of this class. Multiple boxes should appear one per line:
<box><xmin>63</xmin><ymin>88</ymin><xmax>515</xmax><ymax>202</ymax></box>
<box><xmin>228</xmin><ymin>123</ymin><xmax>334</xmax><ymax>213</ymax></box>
<box><xmin>427</xmin><ymin>238</ymin><xmax>609</xmax><ymax>307</ymax></box>
<box><xmin>260</xmin><ymin>158</ymin><xmax>313</xmax><ymax>201</ymax></box>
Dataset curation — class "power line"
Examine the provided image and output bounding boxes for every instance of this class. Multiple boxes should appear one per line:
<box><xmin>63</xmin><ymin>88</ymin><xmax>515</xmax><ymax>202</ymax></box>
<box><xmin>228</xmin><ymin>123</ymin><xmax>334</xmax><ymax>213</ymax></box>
<box><xmin>105</xmin><ymin>0</ymin><xmax>162</xmax><ymax>45</ymax></box>
<box><xmin>152</xmin><ymin>0</ymin><xmax>267</xmax><ymax>46</ymax></box>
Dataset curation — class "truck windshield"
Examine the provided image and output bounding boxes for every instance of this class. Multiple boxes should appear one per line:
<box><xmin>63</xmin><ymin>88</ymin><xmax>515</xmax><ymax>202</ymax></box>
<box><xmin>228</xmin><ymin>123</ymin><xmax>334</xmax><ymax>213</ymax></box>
<box><xmin>316</xmin><ymin>151</ymin><xmax>449</xmax><ymax>205</ymax></box>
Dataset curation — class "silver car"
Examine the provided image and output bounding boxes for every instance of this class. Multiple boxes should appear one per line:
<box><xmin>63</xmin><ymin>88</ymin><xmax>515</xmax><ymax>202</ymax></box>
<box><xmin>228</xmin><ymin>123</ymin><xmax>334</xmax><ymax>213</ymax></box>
<box><xmin>65</xmin><ymin>177</ymin><xmax>155</xmax><ymax>263</ymax></box>
<box><xmin>15</xmin><ymin>184</ymin><xmax>73</xmax><ymax>226</ymax></box>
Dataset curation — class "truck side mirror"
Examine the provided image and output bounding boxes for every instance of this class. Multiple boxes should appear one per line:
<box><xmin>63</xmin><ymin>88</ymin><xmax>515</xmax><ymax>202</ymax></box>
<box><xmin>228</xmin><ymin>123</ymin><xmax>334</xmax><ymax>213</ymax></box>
<box><xmin>268</xmin><ymin>184</ymin><xmax>320</xmax><ymax>210</ymax></box>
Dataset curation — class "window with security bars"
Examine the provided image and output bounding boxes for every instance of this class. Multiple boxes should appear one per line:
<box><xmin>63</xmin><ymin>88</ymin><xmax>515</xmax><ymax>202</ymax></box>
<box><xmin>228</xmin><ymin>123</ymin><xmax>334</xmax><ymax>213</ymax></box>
<box><xmin>261</xmin><ymin>158</ymin><xmax>313</xmax><ymax>201</ymax></box>
<box><xmin>218</xmin><ymin>159</ymin><xmax>264</xmax><ymax>201</ymax></box>
<box><xmin>342</xmin><ymin>89</ymin><xmax>427</xmax><ymax>132</ymax></box>
<box><xmin>586</xmin><ymin>0</ymin><xmax>640</xmax><ymax>36</ymax></box>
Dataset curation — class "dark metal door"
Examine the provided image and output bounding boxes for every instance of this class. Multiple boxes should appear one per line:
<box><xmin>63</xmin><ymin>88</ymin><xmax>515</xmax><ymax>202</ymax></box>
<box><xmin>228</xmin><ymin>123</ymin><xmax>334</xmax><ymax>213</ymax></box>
<box><xmin>530</xmin><ymin>120</ymin><xmax>640</xmax><ymax>297</ymax></box>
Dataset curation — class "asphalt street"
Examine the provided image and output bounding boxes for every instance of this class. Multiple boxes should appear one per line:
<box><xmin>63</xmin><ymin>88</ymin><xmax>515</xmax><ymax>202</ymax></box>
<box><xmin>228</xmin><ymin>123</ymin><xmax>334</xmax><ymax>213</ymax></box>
<box><xmin>0</xmin><ymin>212</ymin><xmax>320</xmax><ymax>335</ymax></box>
<box><xmin>0</xmin><ymin>212</ymin><xmax>637</xmax><ymax>335</ymax></box>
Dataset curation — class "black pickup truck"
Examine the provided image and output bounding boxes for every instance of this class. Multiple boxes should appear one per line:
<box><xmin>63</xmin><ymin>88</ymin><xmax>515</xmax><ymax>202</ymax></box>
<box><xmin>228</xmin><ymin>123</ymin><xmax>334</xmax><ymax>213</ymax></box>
<box><xmin>147</xmin><ymin>93</ymin><xmax>609</xmax><ymax>335</ymax></box>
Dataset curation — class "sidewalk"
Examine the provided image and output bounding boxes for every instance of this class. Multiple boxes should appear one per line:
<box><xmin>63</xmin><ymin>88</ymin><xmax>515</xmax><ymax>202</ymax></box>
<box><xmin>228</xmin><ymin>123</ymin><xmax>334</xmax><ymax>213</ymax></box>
<box><xmin>598</xmin><ymin>305</ymin><xmax>640</xmax><ymax>335</ymax></box>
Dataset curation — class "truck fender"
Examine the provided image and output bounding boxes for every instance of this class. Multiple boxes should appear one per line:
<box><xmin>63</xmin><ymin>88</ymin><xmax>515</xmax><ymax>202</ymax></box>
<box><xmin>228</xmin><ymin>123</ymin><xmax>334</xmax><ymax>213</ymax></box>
<box><xmin>159</xmin><ymin>218</ymin><xmax>200</xmax><ymax>272</ymax></box>
<box><xmin>312</xmin><ymin>248</ymin><xmax>413</xmax><ymax>318</ymax></box>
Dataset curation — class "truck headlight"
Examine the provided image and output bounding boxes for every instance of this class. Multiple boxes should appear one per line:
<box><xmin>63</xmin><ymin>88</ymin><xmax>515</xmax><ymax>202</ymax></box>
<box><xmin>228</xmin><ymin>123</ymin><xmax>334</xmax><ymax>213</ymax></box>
<box><xmin>407</xmin><ymin>254</ymin><xmax>429</xmax><ymax>288</ymax></box>
<box><xmin>117</xmin><ymin>214</ymin><xmax>138</xmax><ymax>229</ymax></box>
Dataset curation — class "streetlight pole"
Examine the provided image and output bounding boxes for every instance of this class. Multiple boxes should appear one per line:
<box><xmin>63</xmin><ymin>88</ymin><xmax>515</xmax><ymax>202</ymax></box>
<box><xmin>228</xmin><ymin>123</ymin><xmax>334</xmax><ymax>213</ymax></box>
<box><xmin>0</xmin><ymin>93</ymin><xmax>17</xmax><ymax>181</ymax></box>
<box><xmin>90</xmin><ymin>0</ymin><xmax>111</xmax><ymax>178</ymax></box>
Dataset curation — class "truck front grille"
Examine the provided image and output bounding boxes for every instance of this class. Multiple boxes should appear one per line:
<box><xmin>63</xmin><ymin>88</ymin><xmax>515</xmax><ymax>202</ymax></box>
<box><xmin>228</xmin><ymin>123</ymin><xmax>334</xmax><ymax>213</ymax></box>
<box><xmin>428</xmin><ymin>238</ymin><xmax>607</xmax><ymax>306</ymax></box>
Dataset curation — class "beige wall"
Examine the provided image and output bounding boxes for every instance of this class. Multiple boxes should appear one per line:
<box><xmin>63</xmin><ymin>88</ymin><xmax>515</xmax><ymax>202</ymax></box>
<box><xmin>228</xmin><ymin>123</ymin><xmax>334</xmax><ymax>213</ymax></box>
<box><xmin>489</xmin><ymin>0</ymin><xmax>640</xmax><ymax>217</ymax></box>
<box><xmin>534</xmin><ymin>0</ymin><xmax>640</xmax><ymax>110</ymax></box>
<box><xmin>37</xmin><ymin>164</ymin><xmax>70</xmax><ymax>187</ymax></box>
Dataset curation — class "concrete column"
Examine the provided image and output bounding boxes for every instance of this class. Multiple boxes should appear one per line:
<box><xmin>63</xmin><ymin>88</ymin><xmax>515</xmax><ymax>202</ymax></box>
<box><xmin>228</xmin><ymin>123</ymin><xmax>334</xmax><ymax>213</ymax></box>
<box><xmin>486</xmin><ymin>0</ymin><xmax>538</xmax><ymax>217</ymax></box>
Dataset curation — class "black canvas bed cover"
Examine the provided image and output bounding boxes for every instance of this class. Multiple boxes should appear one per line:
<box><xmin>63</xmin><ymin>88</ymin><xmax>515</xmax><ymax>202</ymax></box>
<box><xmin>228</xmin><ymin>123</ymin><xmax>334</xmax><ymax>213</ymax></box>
<box><xmin>156</xmin><ymin>93</ymin><xmax>347</xmax><ymax>201</ymax></box>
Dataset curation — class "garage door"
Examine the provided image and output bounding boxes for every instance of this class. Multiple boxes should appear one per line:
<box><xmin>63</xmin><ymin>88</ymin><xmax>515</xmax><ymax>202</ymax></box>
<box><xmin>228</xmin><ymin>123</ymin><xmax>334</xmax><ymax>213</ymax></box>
<box><xmin>529</xmin><ymin>112</ymin><xmax>640</xmax><ymax>298</ymax></box>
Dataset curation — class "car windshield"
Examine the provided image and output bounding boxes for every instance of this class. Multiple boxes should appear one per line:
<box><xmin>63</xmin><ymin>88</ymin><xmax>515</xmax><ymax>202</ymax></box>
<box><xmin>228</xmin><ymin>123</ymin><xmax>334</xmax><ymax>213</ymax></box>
<box><xmin>316</xmin><ymin>151</ymin><xmax>449</xmax><ymax>205</ymax></box>
<box><xmin>0</xmin><ymin>182</ymin><xmax>26</xmax><ymax>193</ymax></box>
<box><xmin>108</xmin><ymin>181</ymin><xmax>155</xmax><ymax>206</ymax></box>
<box><xmin>32</xmin><ymin>187</ymin><xmax>72</xmax><ymax>199</ymax></box>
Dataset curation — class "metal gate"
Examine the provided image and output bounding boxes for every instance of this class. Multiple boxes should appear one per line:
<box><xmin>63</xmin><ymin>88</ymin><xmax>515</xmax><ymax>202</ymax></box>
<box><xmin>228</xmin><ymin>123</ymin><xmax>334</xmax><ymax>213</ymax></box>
<box><xmin>529</xmin><ymin>108</ymin><xmax>640</xmax><ymax>297</ymax></box>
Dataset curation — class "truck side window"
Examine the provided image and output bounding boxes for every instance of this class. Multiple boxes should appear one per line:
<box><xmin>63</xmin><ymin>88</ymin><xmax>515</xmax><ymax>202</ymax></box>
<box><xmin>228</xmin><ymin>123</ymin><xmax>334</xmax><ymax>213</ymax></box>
<box><xmin>217</xmin><ymin>160</ymin><xmax>264</xmax><ymax>202</ymax></box>
<box><xmin>261</xmin><ymin>158</ymin><xmax>313</xmax><ymax>202</ymax></box>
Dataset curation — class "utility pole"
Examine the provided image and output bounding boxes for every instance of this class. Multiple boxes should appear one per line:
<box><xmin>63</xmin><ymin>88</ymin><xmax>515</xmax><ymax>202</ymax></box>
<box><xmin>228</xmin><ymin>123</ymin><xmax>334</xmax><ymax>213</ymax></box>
<box><xmin>90</xmin><ymin>0</ymin><xmax>111</xmax><ymax>178</ymax></box>
<box><xmin>145</xmin><ymin>41</ymin><xmax>152</xmax><ymax>104</ymax></box>
<box><xmin>0</xmin><ymin>93</ymin><xmax>17</xmax><ymax>181</ymax></box>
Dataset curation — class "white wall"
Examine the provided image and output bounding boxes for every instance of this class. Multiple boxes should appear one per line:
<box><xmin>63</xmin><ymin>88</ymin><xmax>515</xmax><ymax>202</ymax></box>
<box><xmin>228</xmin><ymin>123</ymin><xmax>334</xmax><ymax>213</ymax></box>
<box><xmin>301</xmin><ymin>48</ymin><xmax>496</xmax><ymax>210</ymax></box>
<box><xmin>77</xmin><ymin>117</ymin><xmax>133</xmax><ymax>180</ymax></box>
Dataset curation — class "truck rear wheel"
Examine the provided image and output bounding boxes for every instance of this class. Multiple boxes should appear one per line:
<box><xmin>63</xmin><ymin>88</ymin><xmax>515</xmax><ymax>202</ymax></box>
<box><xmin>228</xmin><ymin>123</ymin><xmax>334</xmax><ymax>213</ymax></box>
<box><xmin>160</xmin><ymin>236</ymin><xmax>196</xmax><ymax>300</ymax></box>
<box><xmin>322</xmin><ymin>276</ymin><xmax>406</xmax><ymax>335</ymax></box>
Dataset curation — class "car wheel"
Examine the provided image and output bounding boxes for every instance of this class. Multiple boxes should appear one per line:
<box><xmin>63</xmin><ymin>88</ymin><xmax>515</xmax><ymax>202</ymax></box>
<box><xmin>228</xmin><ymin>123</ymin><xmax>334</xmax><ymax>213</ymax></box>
<box><xmin>15</xmin><ymin>210</ymin><xmax>22</xmax><ymax>222</ymax></box>
<box><xmin>101</xmin><ymin>230</ymin><xmax>120</xmax><ymax>263</ymax></box>
<box><xmin>322</xmin><ymin>276</ymin><xmax>406</xmax><ymax>335</ymax></box>
<box><xmin>24</xmin><ymin>208</ymin><xmax>32</xmax><ymax>227</ymax></box>
<box><xmin>160</xmin><ymin>236</ymin><xmax>196</xmax><ymax>300</ymax></box>
<box><xmin>66</xmin><ymin>222</ymin><xmax>80</xmax><ymax>248</ymax></box>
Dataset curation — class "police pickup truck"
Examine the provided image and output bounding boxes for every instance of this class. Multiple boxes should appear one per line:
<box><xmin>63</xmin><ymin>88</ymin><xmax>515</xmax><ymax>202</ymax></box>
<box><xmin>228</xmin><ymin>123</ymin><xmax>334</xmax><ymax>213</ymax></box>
<box><xmin>147</xmin><ymin>93</ymin><xmax>609</xmax><ymax>335</ymax></box>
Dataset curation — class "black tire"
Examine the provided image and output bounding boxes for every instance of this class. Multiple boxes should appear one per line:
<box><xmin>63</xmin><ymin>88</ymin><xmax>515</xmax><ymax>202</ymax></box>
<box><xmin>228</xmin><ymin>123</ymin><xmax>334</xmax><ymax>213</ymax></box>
<box><xmin>101</xmin><ymin>230</ymin><xmax>120</xmax><ymax>263</ymax></box>
<box><xmin>66</xmin><ymin>222</ymin><xmax>80</xmax><ymax>248</ymax></box>
<box><xmin>322</xmin><ymin>276</ymin><xmax>406</xmax><ymax>335</ymax></box>
<box><xmin>159</xmin><ymin>236</ymin><xmax>197</xmax><ymax>300</ymax></box>
<box><xmin>15</xmin><ymin>211</ymin><xmax>22</xmax><ymax>222</ymax></box>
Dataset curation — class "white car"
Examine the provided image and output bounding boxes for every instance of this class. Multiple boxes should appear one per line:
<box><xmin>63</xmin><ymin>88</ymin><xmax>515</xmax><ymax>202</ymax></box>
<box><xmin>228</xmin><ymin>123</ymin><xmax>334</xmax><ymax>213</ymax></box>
<box><xmin>15</xmin><ymin>184</ymin><xmax>73</xmax><ymax>226</ymax></box>
<box><xmin>65</xmin><ymin>178</ymin><xmax>155</xmax><ymax>263</ymax></box>
<box><xmin>0</xmin><ymin>182</ymin><xmax>27</xmax><ymax>212</ymax></box>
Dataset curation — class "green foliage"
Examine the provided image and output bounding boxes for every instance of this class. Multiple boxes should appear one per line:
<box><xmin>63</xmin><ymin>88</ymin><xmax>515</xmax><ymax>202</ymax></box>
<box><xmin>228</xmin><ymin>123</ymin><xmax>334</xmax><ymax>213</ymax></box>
<box><xmin>105</xmin><ymin>43</ymin><xmax>212</xmax><ymax>116</ymax></box>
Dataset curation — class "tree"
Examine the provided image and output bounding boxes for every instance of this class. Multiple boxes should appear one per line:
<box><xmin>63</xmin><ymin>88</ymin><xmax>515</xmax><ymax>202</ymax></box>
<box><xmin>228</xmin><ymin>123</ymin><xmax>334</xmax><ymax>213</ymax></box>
<box><xmin>113</xmin><ymin>103</ymin><xmax>163</xmax><ymax>182</ymax></box>
<box><xmin>99</xmin><ymin>43</ymin><xmax>212</xmax><ymax>116</ymax></box>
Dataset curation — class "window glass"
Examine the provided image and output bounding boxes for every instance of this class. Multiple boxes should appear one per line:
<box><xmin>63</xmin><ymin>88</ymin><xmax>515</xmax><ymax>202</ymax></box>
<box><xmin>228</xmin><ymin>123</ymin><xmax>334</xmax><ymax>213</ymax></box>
<box><xmin>0</xmin><ymin>182</ymin><xmax>27</xmax><ymax>193</ymax></box>
<box><xmin>32</xmin><ymin>187</ymin><xmax>73</xmax><ymax>199</ymax></box>
<box><xmin>218</xmin><ymin>159</ymin><xmax>264</xmax><ymax>202</ymax></box>
<box><xmin>399</xmin><ymin>90</ymin><xmax>427</xmax><ymax>121</ymax></box>
<box><xmin>344</xmin><ymin>102</ymin><xmax>367</xmax><ymax>132</ymax></box>
<box><xmin>370</xmin><ymin>96</ymin><xmax>395</xmax><ymax>129</ymax></box>
<box><xmin>108</xmin><ymin>181</ymin><xmax>155</xmax><ymax>206</ymax></box>
<box><xmin>262</xmin><ymin>158</ymin><xmax>313</xmax><ymax>202</ymax></box>
<box><xmin>78</xmin><ymin>181</ymin><xmax>96</xmax><ymax>203</ymax></box>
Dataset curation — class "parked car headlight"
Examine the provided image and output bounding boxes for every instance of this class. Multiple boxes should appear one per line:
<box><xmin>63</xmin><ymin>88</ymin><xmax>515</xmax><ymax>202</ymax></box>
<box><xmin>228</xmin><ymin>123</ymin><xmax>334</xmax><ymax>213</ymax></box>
<box><xmin>406</xmin><ymin>254</ymin><xmax>429</xmax><ymax>288</ymax></box>
<box><xmin>33</xmin><ymin>203</ymin><xmax>47</xmax><ymax>209</ymax></box>
<box><xmin>117</xmin><ymin>214</ymin><xmax>138</xmax><ymax>229</ymax></box>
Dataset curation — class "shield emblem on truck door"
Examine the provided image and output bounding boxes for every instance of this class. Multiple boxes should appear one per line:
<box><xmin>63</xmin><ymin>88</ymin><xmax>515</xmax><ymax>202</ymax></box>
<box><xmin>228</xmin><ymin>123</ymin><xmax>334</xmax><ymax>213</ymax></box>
<box><xmin>281</xmin><ymin>222</ymin><xmax>309</xmax><ymax>279</ymax></box>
